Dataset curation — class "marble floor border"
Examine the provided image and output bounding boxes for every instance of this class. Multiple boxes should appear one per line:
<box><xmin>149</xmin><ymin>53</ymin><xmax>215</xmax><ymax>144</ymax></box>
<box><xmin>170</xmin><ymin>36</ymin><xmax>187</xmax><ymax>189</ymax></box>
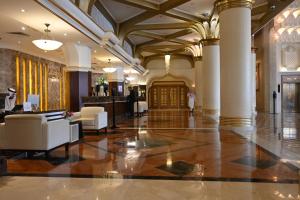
<box><xmin>3</xmin><ymin>173</ymin><xmax>299</xmax><ymax>184</ymax></box>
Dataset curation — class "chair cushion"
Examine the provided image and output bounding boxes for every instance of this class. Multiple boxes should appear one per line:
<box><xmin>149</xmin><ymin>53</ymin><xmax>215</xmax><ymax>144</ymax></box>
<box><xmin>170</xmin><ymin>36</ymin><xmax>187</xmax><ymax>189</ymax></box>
<box><xmin>81</xmin><ymin>118</ymin><xmax>96</xmax><ymax>126</ymax></box>
<box><xmin>80</xmin><ymin>107</ymin><xmax>105</xmax><ymax>118</ymax></box>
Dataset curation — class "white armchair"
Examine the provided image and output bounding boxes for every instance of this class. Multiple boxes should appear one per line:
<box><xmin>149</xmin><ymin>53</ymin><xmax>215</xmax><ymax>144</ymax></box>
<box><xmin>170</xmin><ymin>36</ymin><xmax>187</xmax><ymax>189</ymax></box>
<box><xmin>0</xmin><ymin>114</ymin><xmax>70</xmax><ymax>156</ymax></box>
<box><xmin>73</xmin><ymin>107</ymin><xmax>108</xmax><ymax>134</ymax></box>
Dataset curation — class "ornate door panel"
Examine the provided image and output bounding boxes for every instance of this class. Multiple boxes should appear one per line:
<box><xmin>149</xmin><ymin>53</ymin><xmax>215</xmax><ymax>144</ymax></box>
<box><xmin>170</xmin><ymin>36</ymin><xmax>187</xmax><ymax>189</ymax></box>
<box><xmin>169</xmin><ymin>87</ymin><xmax>179</xmax><ymax>108</ymax></box>
<box><xmin>159</xmin><ymin>87</ymin><xmax>168</xmax><ymax>108</ymax></box>
<box><xmin>149</xmin><ymin>81</ymin><xmax>188</xmax><ymax>109</ymax></box>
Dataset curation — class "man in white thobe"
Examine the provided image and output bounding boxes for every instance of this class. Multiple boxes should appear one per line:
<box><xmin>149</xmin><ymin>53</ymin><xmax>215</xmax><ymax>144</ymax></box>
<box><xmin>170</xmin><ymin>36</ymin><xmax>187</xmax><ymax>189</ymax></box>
<box><xmin>5</xmin><ymin>88</ymin><xmax>16</xmax><ymax>112</ymax></box>
<box><xmin>187</xmin><ymin>91</ymin><xmax>195</xmax><ymax>113</ymax></box>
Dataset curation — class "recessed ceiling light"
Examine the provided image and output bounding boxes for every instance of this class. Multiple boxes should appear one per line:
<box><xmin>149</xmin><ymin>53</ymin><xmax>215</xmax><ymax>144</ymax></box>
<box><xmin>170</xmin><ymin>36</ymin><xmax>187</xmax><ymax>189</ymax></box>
<box><xmin>21</xmin><ymin>26</ymin><xmax>26</xmax><ymax>31</ymax></box>
<box><xmin>63</xmin><ymin>33</ymin><xmax>67</xmax><ymax>36</ymax></box>
<box><xmin>94</xmin><ymin>50</ymin><xmax>97</xmax><ymax>53</ymax></box>
<box><xmin>17</xmin><ymin>41</ymin><xmax>21</xmax><ymax>44</ymax></box>
<box><xmin>21</xmin><ymin>9</ymin><xmax>25</xmax><ymax>13</ymax></box>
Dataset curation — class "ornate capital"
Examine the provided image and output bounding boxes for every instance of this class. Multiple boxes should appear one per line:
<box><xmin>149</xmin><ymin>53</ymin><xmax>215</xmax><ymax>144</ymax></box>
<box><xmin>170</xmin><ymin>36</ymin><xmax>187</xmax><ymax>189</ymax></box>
<box><xmin>201</xmin><ymin>38</ymin><xmax>220</xmax><ymax>46</ymax></box>
<box><xmin>215</xmin><ymin>0</ymin><xmax>254</xmax><ymax>14</ymax></box>
<box><xmin>194</xmin><ymin>56</ymin><xmax>203</xmax><ymax>61</ymax></box>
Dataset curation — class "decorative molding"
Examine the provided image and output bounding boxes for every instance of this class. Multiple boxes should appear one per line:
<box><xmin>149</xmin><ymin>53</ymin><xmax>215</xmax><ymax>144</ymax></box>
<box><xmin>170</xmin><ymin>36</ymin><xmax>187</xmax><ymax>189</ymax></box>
<box><xmin>203</xmin><ymin>108</ymin><xmax>219</xmax><ymax>115</ymax></box>
<box><xmin>201</xmin><ymin>38</ymin><xmax>220</xmax><ymax>46</ymax></box>
<box><xmin>215</xmin><ymin>0</ymin><xmax>254</xmax><ymax>14</ymax></box>
<box><xmin>219</xmin><ymin>116</ymin><xmax>253</xmax><ymax>126</ymax></box>
<box><xmin>251</xmin><ymin>47</ymin><xmax>258</xmax><ymax>53</ymax></box>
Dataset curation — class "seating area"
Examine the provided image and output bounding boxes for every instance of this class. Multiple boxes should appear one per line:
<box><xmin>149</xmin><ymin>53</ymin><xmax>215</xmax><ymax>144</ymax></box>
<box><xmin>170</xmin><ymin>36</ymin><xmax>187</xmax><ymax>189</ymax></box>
<box><xmin>0</xmin><ymin>113</ymin><xmax>69</xmax><ymax>157</ymax></box>
<box><xmin>0</xmin><ymin>107</ymin><xmax>108</xmax><ymax>157</ymax></box>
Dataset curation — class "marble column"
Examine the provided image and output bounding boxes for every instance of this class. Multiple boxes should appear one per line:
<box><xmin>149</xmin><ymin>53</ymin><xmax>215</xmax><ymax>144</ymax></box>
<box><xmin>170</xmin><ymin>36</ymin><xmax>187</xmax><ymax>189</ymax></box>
<box><xmin>216</xmin><ymin>0</ymin><xmax>254</xmax><ymax>128</ymax></box>
<box><xmin>202</xmin><ymin>39</ymin><xmax>220</xmax><ymax>119</ymax></box>
<box><xmin>107</xmin><ymin>68</ymin><xmax>125</xmax><ymax>96</ymax></box>
<box><xmin>251</xmin><ymin>47</ymin><xmax>257</xmax><ymax>117</ymax></box>
<box><xmin>194</xmin><ymin>57</ymin><xmax>203</xmax><ymax>111</ymax></box>
<box><xmin>63</xmin><ymin>43</ymin><xmax>92</xmax><ymax>111</ymax></box>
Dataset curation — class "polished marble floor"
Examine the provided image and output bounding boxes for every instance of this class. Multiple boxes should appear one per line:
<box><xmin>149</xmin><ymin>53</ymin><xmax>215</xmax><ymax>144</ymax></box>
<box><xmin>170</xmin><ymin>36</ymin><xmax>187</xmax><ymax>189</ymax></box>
<box><xmin>0</xmin><ymin>176</ymin><xmax>299</xmax><ymax>200</ymax></box>
<box><xmin>1</xmin><ymin>110</ymin><xmax>300</xmax><ymax>199</ymax></box>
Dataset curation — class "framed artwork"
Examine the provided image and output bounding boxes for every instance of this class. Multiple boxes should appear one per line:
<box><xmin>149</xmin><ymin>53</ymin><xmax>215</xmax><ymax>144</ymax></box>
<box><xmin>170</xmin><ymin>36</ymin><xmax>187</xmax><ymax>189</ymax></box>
<box><xmin>256</xmin><ymin>62</ymin><xmax>260</xmax><ymax>91</ymax></box>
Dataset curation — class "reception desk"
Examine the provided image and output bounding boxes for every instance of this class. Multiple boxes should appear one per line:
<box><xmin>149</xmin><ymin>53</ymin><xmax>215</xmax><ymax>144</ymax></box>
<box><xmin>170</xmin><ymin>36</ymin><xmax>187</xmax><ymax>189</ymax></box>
<box><xmin>82</xmin><ymin>96</ymin><xmax>128</xmax><ymax>125</ymax></box>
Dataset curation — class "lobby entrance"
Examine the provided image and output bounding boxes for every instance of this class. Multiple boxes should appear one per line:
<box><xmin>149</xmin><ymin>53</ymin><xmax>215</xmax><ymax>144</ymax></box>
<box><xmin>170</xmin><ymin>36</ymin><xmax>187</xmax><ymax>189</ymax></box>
<box><xmin>148</xmin><ymin>81</ymin><xmax>188</xmax><ymax>109</ymax></box>
<box><xmin>282</xmin><ymin>75</ymin><xmax>300</xmax><ymax>113</ymax></box>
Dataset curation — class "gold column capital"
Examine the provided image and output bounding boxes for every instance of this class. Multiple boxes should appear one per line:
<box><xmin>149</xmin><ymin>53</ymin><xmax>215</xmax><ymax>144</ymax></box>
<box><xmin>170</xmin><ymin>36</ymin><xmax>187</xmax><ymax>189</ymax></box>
<box><xmin>194</xmin><ymin>56</ymin><xmax>203</xmax><ymax>61</ymax></box>
<box><xmin>201</xmin><ymin>38</ymin><xmax>220</xmax><ymax>46</ymax></box>
<box><xmin>215</xmin><ymin>0</ymin><xmax>254</xmax><ymax>14</ymax></box>
<box><xmin>251</xmin><ymin>47</ymin><xmax>258</xmax><ymax>53</ymax></box>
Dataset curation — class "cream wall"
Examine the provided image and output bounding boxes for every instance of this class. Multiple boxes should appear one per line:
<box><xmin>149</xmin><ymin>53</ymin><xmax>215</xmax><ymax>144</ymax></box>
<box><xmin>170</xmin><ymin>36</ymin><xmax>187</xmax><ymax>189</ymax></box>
<box><xmin>145</xmin><ymin>58</ymin><xmax>195</xmax><ymax>88</ymax></box>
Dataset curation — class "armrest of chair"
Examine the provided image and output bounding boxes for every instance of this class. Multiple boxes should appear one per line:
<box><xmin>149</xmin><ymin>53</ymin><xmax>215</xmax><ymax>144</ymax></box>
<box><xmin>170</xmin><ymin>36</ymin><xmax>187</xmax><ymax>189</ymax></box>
<box><xmin>70</xmin><ymin>112</ymin><xmax>81</xmax><ymax>121</ymax></box>
<box><xmin>44</xmin><ymin>119</ymin><xmax>70</xmax><ymax>150</ymax></box>
<box><xmin>96</xmin><ymin>112</ymin><xmax>108</xmax><ymax>129</ymax></box>
<box><xmin>0</xmin><ymin>123</ymin><xmax>5</xmax><ymax>147</ymax></box>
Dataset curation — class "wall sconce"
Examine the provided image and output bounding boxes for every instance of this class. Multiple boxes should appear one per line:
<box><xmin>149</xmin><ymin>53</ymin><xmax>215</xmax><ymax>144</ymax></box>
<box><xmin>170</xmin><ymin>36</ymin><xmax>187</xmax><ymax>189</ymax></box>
<box><xmin>280</xmin><ymin>67</ymin><xmax>288</xmax><ymax>72</ymax></box>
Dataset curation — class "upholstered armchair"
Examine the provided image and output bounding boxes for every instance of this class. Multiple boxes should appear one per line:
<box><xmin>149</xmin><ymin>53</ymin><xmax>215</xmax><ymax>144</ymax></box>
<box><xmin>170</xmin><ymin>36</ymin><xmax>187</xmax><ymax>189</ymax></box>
<box><xmin>72</xmin><ymin>107</ymin><xmax>108</xmax><ymax>134</ymax></box>
<box><xmin>0</xmin><ymin>114</ymin><xmax>70</xmax><ymax>156</ymax></box>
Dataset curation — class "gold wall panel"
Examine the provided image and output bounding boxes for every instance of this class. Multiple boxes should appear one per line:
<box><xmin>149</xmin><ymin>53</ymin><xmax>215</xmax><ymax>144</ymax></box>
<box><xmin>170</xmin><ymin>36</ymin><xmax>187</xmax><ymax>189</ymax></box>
<box><xmin>39</xmin><ymin>63</ymin><xmax>43</xmax><ymax>111</ymax></box>
<box><xmin>16</xmin><ymin>55</ymin><xmax>20</xmax><ymax>104</ymax></box>
<box><xmin>22</xmin><ymin>58</ymin><xmax>26</xmax><ymax>102</ymax></box>
<box><xmin>29</xmin><ymin>59</ymin><xmax>32</xmax><ymax>94</ymax></box>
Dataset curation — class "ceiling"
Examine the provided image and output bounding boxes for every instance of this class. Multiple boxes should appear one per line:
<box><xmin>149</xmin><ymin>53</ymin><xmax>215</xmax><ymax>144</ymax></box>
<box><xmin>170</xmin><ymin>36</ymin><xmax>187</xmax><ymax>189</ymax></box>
<box><xmin>0</xmin><ymin>0</ymin><xmax>125</xmax><ymax>71</ymax></box>
<box><xmin>0</xmin><ymin>0</ymin><xmax>294</xmax><ymax>71</ymax></box>
<box><xmin>91</xmin><ymin>0</ymin><xmax>295</xmax><ymax>66</ymax></box>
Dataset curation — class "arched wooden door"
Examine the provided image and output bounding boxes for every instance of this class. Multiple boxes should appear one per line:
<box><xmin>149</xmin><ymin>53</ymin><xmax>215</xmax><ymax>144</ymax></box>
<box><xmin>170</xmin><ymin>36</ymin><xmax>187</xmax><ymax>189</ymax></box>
<box><xmin>149</xmin><ymin>81</ymin><xmax>188</xmax><ymax>109</ymax></box>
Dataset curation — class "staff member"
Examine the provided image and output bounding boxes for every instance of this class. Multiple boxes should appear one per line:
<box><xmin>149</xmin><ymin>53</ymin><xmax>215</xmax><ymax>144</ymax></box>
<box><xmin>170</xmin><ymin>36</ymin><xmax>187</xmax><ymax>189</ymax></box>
<box><xmin>5</xmin><ymin>88</ymin><xmax>16</xmax><ymax>113</ymax></box>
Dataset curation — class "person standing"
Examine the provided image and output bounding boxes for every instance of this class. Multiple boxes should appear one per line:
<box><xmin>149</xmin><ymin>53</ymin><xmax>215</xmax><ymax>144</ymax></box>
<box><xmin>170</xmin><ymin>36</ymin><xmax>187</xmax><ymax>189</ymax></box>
<box><xmin>5</xmin><ymin>88</ymin><xmax>16</xmax><ymax>113</ymax></box>
<box><xmin>187</xmin><ymin>91</ymin><xmax>195</xmax><ymax>114</ymax></box>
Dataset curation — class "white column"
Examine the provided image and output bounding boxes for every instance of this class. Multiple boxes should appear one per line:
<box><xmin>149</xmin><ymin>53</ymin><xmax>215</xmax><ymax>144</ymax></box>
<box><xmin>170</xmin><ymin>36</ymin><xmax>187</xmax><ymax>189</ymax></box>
<box><xmin>251</xmin><ymin>48</ymin><xmax>257</xmax><ymax>116</ymax></box>
<box><xmin>217</xmin><ymin>0</ymin><xmax>254</xmax><ymax>128</ymax></box>
<box><xmin>195</xmin><ymin>58</ymin><xmax>203</xmax><ymax>111</ymax></box>
<box><xmin>202</xmin><ymin>39</ymin><xmax>220</xmax><ymax>119</ymax></box>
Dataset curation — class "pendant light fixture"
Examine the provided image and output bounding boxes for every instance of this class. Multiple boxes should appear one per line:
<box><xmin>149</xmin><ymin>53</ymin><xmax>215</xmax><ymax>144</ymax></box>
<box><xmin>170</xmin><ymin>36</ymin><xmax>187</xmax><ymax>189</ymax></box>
<box><xmin>165</xmin><ymin>54</ymin><xmax>171</xmax><ymax>74</ymax></box>
<box><xmin>103</xmin><ymin>59</ymin><xmax>117</xmax><ymax>73</ymax></box>
<box><xmin>32</xmin><ymin>23</ymin><xmax>63</xmax><ymax>51</ymax></box>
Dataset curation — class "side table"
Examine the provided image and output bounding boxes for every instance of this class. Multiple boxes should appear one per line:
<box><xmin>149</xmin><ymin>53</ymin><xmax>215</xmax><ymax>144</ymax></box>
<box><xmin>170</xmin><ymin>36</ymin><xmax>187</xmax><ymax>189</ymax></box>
<box><xmin>69</xmin><ymin>120</ymin><xmax>83</xmax><ymax>141</ymax></box>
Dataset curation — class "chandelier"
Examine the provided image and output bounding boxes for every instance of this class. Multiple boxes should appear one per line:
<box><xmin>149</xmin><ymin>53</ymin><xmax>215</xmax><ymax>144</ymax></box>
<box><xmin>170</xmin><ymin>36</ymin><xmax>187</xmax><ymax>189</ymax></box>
<box><xmin>32</xmin><ymin>23</ymin><xmax>63</xmax><ymax>51</ymax></box>
<box><xmin>103</xmin><ymin>59</ymin><xmax>117</xmax><ymax>73</ymax></box>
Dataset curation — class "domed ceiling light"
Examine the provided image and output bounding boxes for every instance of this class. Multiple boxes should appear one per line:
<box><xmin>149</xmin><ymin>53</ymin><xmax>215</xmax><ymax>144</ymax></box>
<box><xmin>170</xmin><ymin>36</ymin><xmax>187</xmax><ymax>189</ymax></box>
<box><xmin>103</xmin><ymin>59</ymin><xmax>117</xmax><ymax>73</ymax></box>
<box><xmin>32</xmin><ymin>23</ymin><xmax>63</xmax><ymax>51</ymax></box>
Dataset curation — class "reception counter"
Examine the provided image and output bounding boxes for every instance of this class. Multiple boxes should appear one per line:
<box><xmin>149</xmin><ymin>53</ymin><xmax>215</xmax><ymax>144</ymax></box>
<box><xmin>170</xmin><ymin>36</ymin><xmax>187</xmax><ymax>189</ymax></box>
<box><xmin>81</xmin><ymin>96</ymin><xmax>128</xmax><ymax>125</ymax></box>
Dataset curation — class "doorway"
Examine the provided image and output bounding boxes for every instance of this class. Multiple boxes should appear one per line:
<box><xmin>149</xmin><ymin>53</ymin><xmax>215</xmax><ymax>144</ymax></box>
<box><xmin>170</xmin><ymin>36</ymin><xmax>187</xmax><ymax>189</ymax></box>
<box><xmin>148</xmin><ymin>81</ymin><xmax>188</xmax><ymax>109</ymax></box>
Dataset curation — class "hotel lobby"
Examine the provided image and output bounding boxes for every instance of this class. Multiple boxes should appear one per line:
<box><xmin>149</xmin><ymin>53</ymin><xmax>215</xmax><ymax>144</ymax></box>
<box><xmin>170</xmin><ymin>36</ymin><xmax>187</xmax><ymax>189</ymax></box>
<box><xmin>0</xmin><ymin>0</ymin><xmax>300</xmax><ymax>199</ymax></box>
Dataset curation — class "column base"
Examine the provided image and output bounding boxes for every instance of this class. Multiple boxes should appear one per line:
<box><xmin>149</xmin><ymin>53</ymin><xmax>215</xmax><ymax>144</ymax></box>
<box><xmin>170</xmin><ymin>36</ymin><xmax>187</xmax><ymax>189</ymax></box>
<box><xmin>219</xmin><ymin>116</ymin><xmax>254</xmax><ymax>130</ymax></box>
<box><xmin>203</xmin><ymin>109</ymin><xmax>219</xmax><ymax>121</ymax></box>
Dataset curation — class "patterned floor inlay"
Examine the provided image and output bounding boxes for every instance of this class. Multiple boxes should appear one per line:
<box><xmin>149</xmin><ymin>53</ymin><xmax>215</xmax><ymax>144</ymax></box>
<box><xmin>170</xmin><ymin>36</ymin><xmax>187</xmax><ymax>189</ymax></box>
<box><xmin>157</xmin><ymin>161</ymin><xmax>195</xmax><ymax>176</ymax></box>
<box><xmin>232</xmin><ymin>156</ymin><xmax>277</xmax><ymax>169</ymax></box>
